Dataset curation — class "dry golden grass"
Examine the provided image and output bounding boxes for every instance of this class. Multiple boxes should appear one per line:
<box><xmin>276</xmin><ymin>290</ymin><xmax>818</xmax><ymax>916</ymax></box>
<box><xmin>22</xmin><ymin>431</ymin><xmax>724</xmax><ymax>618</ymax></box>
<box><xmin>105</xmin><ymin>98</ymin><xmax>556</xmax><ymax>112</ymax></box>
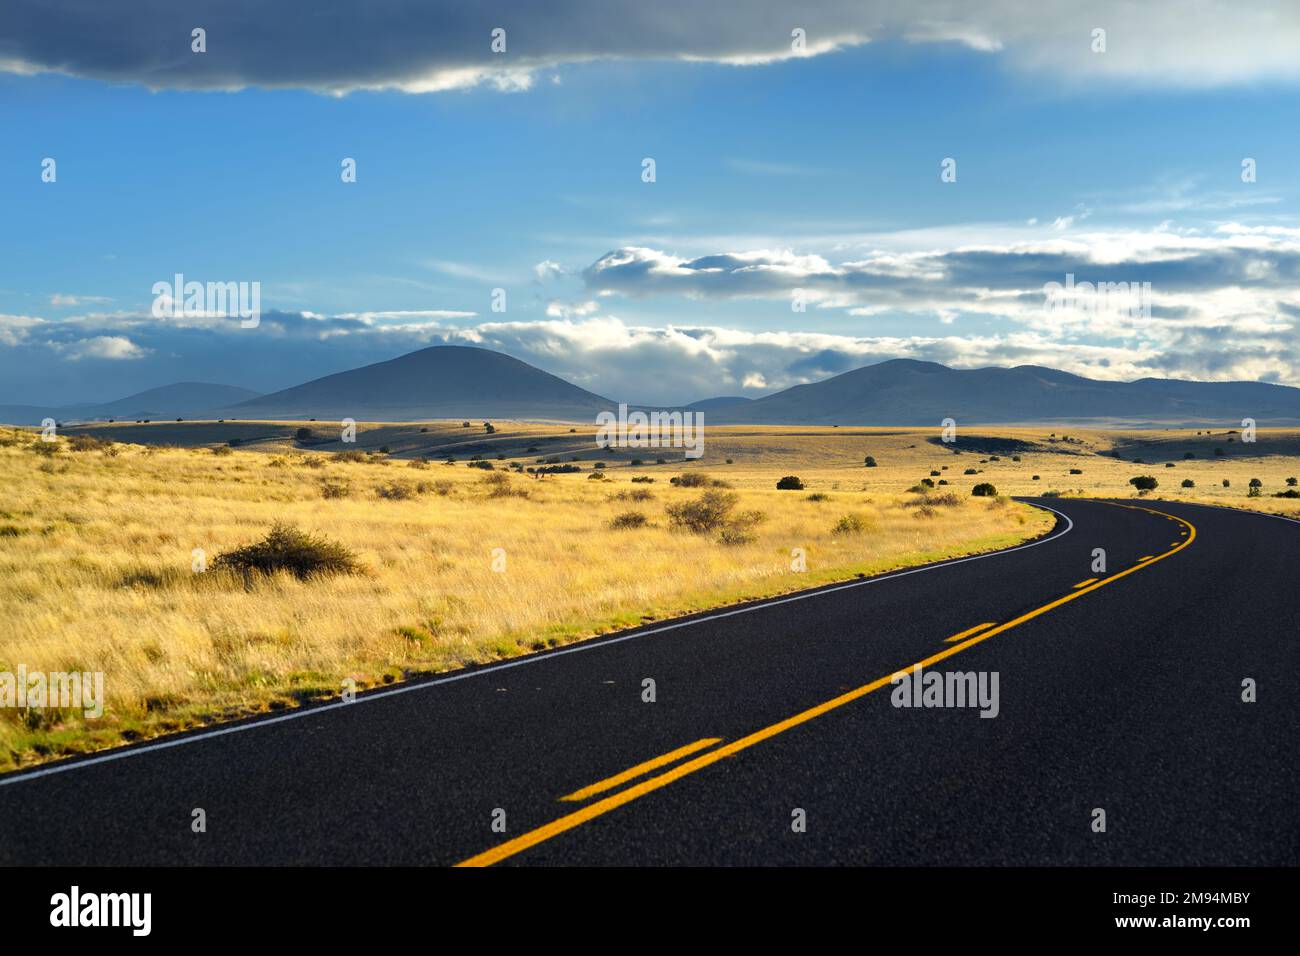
<box><xmin>0</xmin><ymin>423</ymin><xmax>1053</xmax><ymax>770</ymax></box>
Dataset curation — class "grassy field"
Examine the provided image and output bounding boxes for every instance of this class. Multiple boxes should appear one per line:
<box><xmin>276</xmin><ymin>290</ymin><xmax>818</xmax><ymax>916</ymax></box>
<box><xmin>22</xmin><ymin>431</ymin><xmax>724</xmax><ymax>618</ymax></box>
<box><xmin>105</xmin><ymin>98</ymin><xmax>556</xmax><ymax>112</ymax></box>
<box><xmin>0</xmin><ymin>421</ymin><xmax>1065</xmax><ymax>771</ymax></box>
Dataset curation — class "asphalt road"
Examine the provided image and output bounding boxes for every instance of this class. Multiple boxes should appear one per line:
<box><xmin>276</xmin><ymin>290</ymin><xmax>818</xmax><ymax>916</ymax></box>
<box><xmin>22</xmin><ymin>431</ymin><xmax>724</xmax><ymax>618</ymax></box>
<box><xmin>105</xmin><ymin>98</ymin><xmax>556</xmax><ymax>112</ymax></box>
<box><xmin>1</xmin><ymin>497</ymin><xmax>1295</xmax><ymax>866</ymax></box>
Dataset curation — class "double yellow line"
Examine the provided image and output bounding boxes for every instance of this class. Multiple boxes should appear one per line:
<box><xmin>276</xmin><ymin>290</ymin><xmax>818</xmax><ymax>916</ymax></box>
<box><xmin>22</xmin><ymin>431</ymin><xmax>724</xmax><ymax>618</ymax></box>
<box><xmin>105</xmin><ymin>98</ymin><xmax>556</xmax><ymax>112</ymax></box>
<box><xmin>456</xmin><ymin>502</ymin><xmax>1196</xmax><ymax>867</ymax></box>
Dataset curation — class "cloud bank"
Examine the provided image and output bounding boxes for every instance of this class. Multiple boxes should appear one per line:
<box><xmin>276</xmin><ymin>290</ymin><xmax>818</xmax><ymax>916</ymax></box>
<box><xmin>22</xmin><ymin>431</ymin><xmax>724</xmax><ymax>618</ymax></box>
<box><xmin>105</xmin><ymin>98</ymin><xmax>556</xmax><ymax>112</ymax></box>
<box><xmin>2</xmin><ymin>1</ymin><xmax>1298</xmax><ymax>94</ymax></box>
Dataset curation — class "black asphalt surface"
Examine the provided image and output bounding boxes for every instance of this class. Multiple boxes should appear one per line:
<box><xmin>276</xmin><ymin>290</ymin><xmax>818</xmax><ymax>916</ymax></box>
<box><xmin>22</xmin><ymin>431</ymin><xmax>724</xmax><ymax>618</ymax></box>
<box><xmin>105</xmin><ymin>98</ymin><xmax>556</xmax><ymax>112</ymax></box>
<box><xmin>1</xmin><ymin>497</ymin><xmax>1295</xmax><ymax>866</ymax></box>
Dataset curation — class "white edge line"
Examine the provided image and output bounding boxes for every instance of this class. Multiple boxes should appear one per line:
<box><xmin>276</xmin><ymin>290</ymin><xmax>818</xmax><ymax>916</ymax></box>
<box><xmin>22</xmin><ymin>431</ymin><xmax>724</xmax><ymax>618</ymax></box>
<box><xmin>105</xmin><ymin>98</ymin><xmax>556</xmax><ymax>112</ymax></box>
<box><xmin>0</xmin><ymin>501</ymin><xmax>1074</xmax><ymax>788</ymax></box>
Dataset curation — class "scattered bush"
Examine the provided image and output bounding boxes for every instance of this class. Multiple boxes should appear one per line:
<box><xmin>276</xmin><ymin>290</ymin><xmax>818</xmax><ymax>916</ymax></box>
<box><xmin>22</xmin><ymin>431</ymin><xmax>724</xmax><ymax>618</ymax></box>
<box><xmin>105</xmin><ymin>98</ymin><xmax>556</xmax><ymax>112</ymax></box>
<box><xmin>467</xmin><ymin>460</ymin><xmax>494</xmax><ymax>470</ymax></box>
<box><xmin>776</xmin><ymin>476</ymin><xmax>805</xmax><ymax>490</ymax></box>
<box><xmin>1069</xmin><ymin>468</ymin><xmax>1083</xmax><ymax>475</ymax></box>
<box><xmin>666</xmin><ymin>490</ymin><xmax>738</xmax><ymax>533</ymax></box>
<box><xmin>609</xmin><ymin>510</ymin><xmax>648</xmax><ymax>530</ymax></box>
<box><xmin>832</xmin><ymin>513</ymin><xmax>871</xmax><ymax>535</ymax></box>
<box><xmin>320</xmin><ymin>480</ymin><xmax>351</xmax><ymax>499</ymax></box>
<box><xmin>1288</xmin><ymin>477</ymin><xmax>1298</xmax><ymax>487</ymax></box>
<box><xmin>1031</xmin><ymin>475</ymin><xmax>1040</xmax><ymax>481</ymax></box>
<box><xmin>1181</xmin><ymin>479</ymin><xmax>1195</xmax><ymax>488</ymax></box>
<box><xmin>375</xmin><ymin>482</ymin><xmax>417</xmax><ymax>500</ymax></box>
<box><xmin>1129</xmin><ymin>475</ymin><xmax>1158</xmax><ymax>491</ymax></box>
<box><xmin>673</xmin><ymin>472</ymin><xmax>712</xmax><ymax>488</ymax></box>
<box><xmin>1222</xmin><ymin>479</ymin><xmax>1230</xmax><ymax>488</ymax></box>
<box><xmin>919</xmin><ymin>478</ymin><xmax>935</xmax><ymax>488</ymax></box>
<box><xmin>587</xmin><ymin>471</ymin><xmax>607</xmax><ymax>480</ymax></box>
<box><xmin>864</xmin><ymin>456</ymin><xmax>878</xmax><ymax>467</ymax></box>
<box><xmin>1274</xmin><ymin>489</ymin><xmax>1300</xmax><ymax>498</ymax></box>
<box><xmin>215</xmin><ymin>524</ymin><xmax>360</xmax><ymax>580</ymax></box>
<box><xmin>971</xmin><ymin>483</ymin><xmax>997</xmax><ymax>497</ymax></box>
<box><xmin>67</xmin><ymin>434</ymin><xmax>112</xmax><ymax>452</ymax></box>
<box><xmin>631</xmin><ymin>476</ymin><xmax>655</xmax><ymax>483</ymax></box>
<box><xmin>806</xmin><ymin>492</ymin><xmax>829</xmax><ymax>502</ymax></box>
<box><xmin>963</xmin><ymin>468</ymin><xmax>978</xmax><ymax>475</ymax></box>
<box><xmin>1248</xmin><ymin>478</ymin><xmax>1262</xmax><ymax>498</ymax></box>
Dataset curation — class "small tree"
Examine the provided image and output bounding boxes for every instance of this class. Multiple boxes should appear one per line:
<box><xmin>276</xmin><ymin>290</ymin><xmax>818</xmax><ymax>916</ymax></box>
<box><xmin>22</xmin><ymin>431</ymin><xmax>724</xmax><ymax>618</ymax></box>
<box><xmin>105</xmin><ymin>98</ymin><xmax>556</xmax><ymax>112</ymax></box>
<box><xmin>864</xmin><ymin>456</ymin><xmax>877</xmax><ymax>467</ymax></box>
<box><xmin>1129</xmin><ymin>475</ymin><xmax>1158</xmax><ymax>491</ymax></box>
<box><xmin>484</xmin><ymin>422</ymin><xmax>495</xmax><ymax>434</ymax></box>
<box><xmin>971</xmin><ymin>482</ymin><xmax>997</xmax><ymax>497</ymax></box>
<box><xmin>1248</xmin><ymin>478</ymin><xmax>1262</xmax><ymax>497</ymax></box>
<box><xmin>1222</xmin><ymin>479</ymin><xmax>1230</xmax><ymax>488</ymax></box>
<box><xmin>1288</xmin><ymin>477</ymin><xmax>1298</xmax><ymax>487</ymax></box>
<box><xmin>776</xmin><ymin>476</ymin><xmax>805</xmax><ymax>490</ymax></box>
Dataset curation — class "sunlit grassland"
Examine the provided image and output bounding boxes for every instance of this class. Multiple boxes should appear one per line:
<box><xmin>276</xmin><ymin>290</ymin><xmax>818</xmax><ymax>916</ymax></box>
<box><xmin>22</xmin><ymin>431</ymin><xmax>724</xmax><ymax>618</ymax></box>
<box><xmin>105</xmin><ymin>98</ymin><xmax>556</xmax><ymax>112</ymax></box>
<box><xmin>0</xmin><ymin>423</ymin><xmax>1053</xmax><ymax>770</ymax></box>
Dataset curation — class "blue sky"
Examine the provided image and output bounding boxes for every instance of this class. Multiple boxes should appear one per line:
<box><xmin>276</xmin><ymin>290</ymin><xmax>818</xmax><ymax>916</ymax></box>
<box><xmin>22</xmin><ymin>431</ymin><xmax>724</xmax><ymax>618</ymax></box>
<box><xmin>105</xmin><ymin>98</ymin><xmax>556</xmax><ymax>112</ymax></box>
<box><xmin>2</xmin><ymin>1</ymin><xmax>1298</xmax><ymax>406</ymax></box>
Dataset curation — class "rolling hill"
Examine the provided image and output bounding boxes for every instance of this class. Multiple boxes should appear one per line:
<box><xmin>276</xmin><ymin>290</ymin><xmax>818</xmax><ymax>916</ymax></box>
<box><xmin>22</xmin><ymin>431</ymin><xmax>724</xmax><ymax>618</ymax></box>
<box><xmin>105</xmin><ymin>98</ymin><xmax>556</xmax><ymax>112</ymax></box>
<box><xmin>706</xmin><ymin>359</ymin><xmax>1300</xmax><ymax>426</ymax></box>
<box><xmin>215</xmin><ymin>345</ymin><xmax>617</xmax><ymax>422</ymax></box>
<box><xmin>0</xmin><ymin>382</ymin><xmax>261</xmax><ymax>426</ymax></box>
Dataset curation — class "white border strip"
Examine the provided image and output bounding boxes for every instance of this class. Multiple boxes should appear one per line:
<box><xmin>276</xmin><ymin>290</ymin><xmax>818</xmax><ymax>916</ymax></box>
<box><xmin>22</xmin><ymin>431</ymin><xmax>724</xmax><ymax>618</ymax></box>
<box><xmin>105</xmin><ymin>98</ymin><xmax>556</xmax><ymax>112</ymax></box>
<box><xmin>0</xmin><ymin>502</ymin><xmax>1074</xmax><ymax>788</ymax></box>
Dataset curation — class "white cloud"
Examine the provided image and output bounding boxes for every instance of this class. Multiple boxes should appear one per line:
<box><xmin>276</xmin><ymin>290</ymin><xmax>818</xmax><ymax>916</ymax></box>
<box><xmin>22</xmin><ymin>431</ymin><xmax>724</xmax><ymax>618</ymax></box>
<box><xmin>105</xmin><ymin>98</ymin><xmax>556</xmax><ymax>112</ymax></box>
<box><xmin>55</xmin><ymin>336</ymin><xmax>149</xmax><ymax>361</ymax></box>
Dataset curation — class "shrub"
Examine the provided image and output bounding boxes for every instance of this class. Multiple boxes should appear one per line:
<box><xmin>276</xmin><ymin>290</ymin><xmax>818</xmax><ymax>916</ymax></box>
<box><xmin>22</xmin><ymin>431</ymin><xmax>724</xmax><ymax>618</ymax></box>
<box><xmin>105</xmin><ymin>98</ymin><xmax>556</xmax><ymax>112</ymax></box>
<box><xmin>1011</xmin><ymin>455</ymin><xmax>1021</xmax><ymax>462</ymax></box>
<box><xmin>1181</xmin><ymin>479</ymin><xmax>1195</xmax><ymax>488</ymax></box>
<box><xmin>594</xmin><ymin>462</ymin><xmax>606</xmax><ymax>469</ymax></box>
<box><xmin>929</xmin><ymin>470</ymin><xmax>941</xmax><ymax>477</ymax></box>
<box><xmin>864</xmin><ymin>456</ymin><xmax>877</xmax><ymax>467</ymax></box>
<box><xmin>610</xmin><ymin>510</ymin><xmax>648</xmax><ymax>530</ymax></box>
<box><xmin>215</xmin><ymin>524</ymin><xmax>360</xmax><ymax>580</ymax></box>
<box><xmin>1129</xmin><ymin>475</ymin><xmax>1158</xmax><ymax>491</ymax></box>
<box><xmin>971</xmin><ymin>482</ymin><xmax>997</xmax><ymax>497</ymax></box>
<box><xmin>666</xmin><ymin>490</ymin><xmax>738</xmax><ymax>533</ymax></box>
<box><xmin>630</xmin><ymin>475</ymin><xmax>655</xmax><ymax>483</ymax></box>
<box><xmin>806</xmin><ymin>492</ymin><xmax>829</xmax><ymax>502</ymax></box>
<box><xmin>211</xmin><ymin>445</ymin><xmax>233</xmax><ymax>456</ymax></box>
<box><xmin>67</xmin><ymin>434</ymin><xmax>111</xmax><ymax>452</ymax></box>
<box><xmin>375</xmin><ymin>482</ymin><xmax>417</xmax><ymax>500</ymax></box>
<box><xmin>630</xmin><ymin>459</ymin><xmax>643</xmax><ymax>467</ymax></box>
<box><xmin>1069</xmin><ymin>468</ymin><xmax>1083</xmax><ymax>475</ymax></box>
<box><xmin>1274</xmin><ymin>489</ymin><xmax>1300</xmax><ymax>499</ymax></box>
<box><xmin>462</xmin><ymin>422</ymin><xmax>471</xmax><ymax>428</ymax></box>
<box><xmin>776</xmin><ymin>476</ymin><xmax>805</xmax><ymax>490</ymax></box>
<box><xmin>295</xmin><ymin>427</ymin><xmax>314</xmax><ymax>441</ymax></box>
<box><xmin>1165</xmin><ymin>462</ymin><xmax>1175</xmax><ymax>468</ymax></box>
<box><xmin>408</xmin><ymin>458</ymin><xmax>429</xmax><ymax>469</ymax></box>
<box><xmin>673</xmin><ymin>472</ymin><xmax>711</xmax><ymax>488</ymax></box>
<box><xmin>717</xmin><ymin>525</ymin><xmax>757</xmax><ymax>546</ymax></box>
<box><xmin>484</xmin><ymin>422</ymin><xmax>495</xmax><ymax>434</ymax></box>
<box><xmin>963</xmin><ymin>468</ymin><xmax>978</xmax><ymax>475</ymax></box>
<box><xmin>30</xmin><ymin>441</ymin><xmax>59</xmax><ymax>456</ymax></box>
<box><xmin>1288</xmin><ymin>477</ymin><xmax>1298</xmax><ymax>487</ymax></box>
<box><xmin>467</xmin><ymin>459</ymin><xmax>494</xmax><ymax>470</ymax></box>
<box><xmin>832</xmin><ymin>513</ymin><xmax>871</xmax><ymax>535</ymax></box>
<box><xmin>1031</xmin><ymin>475</ymin><xmax>1040</xmax><ymax>481</ymax></box>
<box><xmin>1222</xmin><ymin>479</ymin><xmax>1230</xmax><ymax>488</ymax></box>
<box><xmin>587</xmin><ymin>471</ymin><xmax>606</xmax><ymax>480</ymax></box>
<box><xmin>320</xmin><ymin>480</ymin><xmax>351</xmax><ymax>499</ymax></box>
<box><xmin>919</xmin><ymin>478</ymin><xmax>935</xmax><ymax>488</ymax></box>
<box><xmin>1248</xmin><ymin>478</ymin><xmax>1263</xmax><ymax>498</ymax></box>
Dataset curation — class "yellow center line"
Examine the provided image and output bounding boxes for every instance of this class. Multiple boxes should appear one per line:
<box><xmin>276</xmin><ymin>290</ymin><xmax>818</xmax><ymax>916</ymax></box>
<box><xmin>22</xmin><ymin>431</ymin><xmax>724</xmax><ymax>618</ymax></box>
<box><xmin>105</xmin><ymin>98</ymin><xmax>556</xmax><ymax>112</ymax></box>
<box><xmin>1138</xmin><ymin>555</ymin><xmax>1154</xmax><ymax>562</ymax></box>
<box><xmin>943</xmin><ymin>621</ymin><xmax>998</xmax><ymax>643</ymax></box>
<box><xmin>455</xmin><ymin>501</ymin><xmax>1197</xmax><ymax>868</ymax></box>
<box><xmin>558</xmin><ymin>738</ymin><xmax>722</xmax><ymax>802</ymax></box>
<box><xmin>1072</xmin><ymin>577</ymin><xmax>1098</xmax><ymax>589</ymax></box>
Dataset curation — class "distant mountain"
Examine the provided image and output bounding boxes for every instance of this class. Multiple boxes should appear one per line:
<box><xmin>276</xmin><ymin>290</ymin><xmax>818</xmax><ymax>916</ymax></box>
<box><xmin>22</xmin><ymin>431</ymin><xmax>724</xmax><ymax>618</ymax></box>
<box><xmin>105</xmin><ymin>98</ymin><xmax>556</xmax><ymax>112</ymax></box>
<box><xmin>216</xmin><ymin>345</ymin><xmax>616</xmax><ymax>422</ymax></box>
<box><xmin>707</xmin><ymin>359</ymin><xmax>1300</xmax><ymax>425</ymax></box>
<box><xmin>6</xmin><ymin>350</ymin><xmax>1300</xmax><ymax>429</ymax></box>
<box><xmin>685</xmin><ymin>396</ymin><xmax>753</xmax><ymax>411</ymax></box>
<box><xmin>0</xmin><ymin>382</ymin><xmax>262</xmax><ymax>426</ymax></box>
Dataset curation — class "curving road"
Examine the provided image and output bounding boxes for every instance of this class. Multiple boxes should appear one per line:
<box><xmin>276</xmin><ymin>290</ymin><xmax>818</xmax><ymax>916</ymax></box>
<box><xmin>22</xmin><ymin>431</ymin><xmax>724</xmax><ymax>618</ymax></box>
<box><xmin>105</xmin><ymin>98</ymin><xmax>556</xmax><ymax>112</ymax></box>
<box><xmin>1</xmin><ymin>497</ymin><xmax>1296</xmax><ymax>866</ymax></box>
